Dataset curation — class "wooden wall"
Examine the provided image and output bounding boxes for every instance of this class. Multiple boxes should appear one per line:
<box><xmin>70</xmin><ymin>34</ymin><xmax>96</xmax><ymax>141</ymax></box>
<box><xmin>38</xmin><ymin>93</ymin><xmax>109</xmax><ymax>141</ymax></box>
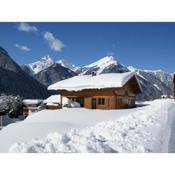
<box><xmin>84</xmin><ymin>96</ymin><xmax>116</xmax><ymax>109</ymax></box>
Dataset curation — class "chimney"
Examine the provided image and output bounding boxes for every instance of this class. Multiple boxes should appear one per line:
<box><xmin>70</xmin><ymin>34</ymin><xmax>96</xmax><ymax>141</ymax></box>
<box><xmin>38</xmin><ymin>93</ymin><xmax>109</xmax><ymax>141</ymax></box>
<box><xmin>91</xmin><ymin>71</ymin><xmax>96</xmax><ymax>76</ymax></box>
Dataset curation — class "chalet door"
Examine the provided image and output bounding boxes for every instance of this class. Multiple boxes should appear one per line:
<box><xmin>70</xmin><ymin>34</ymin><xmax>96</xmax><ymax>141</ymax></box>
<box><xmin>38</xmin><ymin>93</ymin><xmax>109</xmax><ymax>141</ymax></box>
<box><xmin>77</xmin><ymin>97</ymin><xmax>84</xmax><ymax>107</ymax></box>
<box><xmin>91</xmin><ymin>98</ymin><xmax>96</xmax><ymax>109</ymax></box>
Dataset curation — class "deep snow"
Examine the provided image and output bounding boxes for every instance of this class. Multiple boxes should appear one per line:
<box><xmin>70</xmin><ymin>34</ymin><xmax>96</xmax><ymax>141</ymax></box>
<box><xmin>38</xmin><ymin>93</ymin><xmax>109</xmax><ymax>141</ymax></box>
<box><xmin>2</xmin><ymin>99</ymin><xmax>174</xmax><ymax>153</ymax></box>
<box><xmin>0</xmin><ymin>106</ymin><xmax>139</xmax><ymax>152</ymax></box>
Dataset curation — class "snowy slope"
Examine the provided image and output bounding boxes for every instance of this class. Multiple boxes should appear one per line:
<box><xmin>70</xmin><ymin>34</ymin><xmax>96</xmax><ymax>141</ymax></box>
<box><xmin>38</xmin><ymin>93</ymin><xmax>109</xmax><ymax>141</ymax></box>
<box><xmin>0</xmin><ymin>99</ymin><xmax>174</xmax><ymax>152</ymax></box>
<box><xmin>77</xmin><ymin>56</ymin><xmax>129</xmax><ymax>75</ymax></box>
<box><xmin>0</xmin><ymin>107</ymin><xmax>136</xmax><ymax>152</ymax></box>
<box><xmin>21</xmin><ymin>57</ymin><xmax>77</xmax><ymax>86</ymax></box>
<box><xmin>34</xmin><ymin>63</ymin><xmax>77</xmax><ymax>86</ymax></box>
<box><xmin>7</xmin><ymin>99</ymin><xmax>175</xmax><ymax>153</ymax></box>
<box><xmin>22</xmin><ymin>57</ymin><xmax>79</xmax><ymax>76</ymax></box>
<box><xmin>128</xmin><ymin>66</ymin><xmax>173</xmax><ymax>100</ymax></box>
<box><xmin>128</xmin><ymin>67</ymin><xmax>173</xmax><ymax>89</ymax></box>
<box><xmin>21</xmin><ymin>55</ymin><xmax>54</xmax><ymax>75</ymax></box>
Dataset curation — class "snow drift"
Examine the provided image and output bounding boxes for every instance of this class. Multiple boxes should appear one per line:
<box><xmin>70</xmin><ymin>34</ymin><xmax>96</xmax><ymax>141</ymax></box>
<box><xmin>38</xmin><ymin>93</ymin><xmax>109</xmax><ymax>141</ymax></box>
<box><xmin>9</xmin><ymin>99</ymin><xmax>175</xmax><ymax>153</ymax></box>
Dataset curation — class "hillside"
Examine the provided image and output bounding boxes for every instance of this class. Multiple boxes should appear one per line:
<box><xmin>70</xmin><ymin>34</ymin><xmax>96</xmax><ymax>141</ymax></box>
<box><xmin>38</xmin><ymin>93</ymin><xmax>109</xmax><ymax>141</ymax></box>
<box><xmin>0</xmin><ymin>47</ymin><xmax>50</xmax><ymax>99</ymax></box>
<box><xmin>34</xmin><ymin>63</ymin><xmax>77</xmax><ymax>86</ymax></box>
<box><xmin>21</xmin><ymin>55</ymin><xmax>54</xmax><ymax>75</ymax></box>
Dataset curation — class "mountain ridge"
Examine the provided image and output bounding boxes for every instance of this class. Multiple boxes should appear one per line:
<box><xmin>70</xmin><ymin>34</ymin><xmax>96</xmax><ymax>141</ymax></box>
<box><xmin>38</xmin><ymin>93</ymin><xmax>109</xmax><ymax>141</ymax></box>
<box><xmin>20</xmin><ymin>54</ymin><xmax>173</xmax><ymax>100</ymax></box>
<box><xmin>21</xmin><ymin>55</ymin><xmax>54</xmax><ymax>75</ymax></box>
<box><xmin>33</xmin><ymin>63</ymin><xmax>77</xmax><ymax>87</ymax></box>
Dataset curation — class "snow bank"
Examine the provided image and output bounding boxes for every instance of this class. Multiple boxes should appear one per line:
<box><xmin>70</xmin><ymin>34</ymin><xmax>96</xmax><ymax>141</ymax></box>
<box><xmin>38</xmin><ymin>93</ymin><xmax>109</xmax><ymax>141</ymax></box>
<box><xmin>9</xmin><ymin>99</ymin><xmax>175</xmax><ymax>153</ymax></box>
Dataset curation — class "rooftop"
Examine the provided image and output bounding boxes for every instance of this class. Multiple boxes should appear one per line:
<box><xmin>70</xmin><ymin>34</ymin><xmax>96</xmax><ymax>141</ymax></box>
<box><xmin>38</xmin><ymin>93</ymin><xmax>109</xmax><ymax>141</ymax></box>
<box><xmin>48</xmin><ymin>72</ymin><xmax>138</xmax><ymax>91</ymax></box>
<box><xmin>44</xmin><ymin>95</ymin><xmax>69</xmax><ymax>104</ymax></box>
<box><xmin>22</xmin><ymin>99</ymin><xmax>43</xmax><ymax>106</ymax></box>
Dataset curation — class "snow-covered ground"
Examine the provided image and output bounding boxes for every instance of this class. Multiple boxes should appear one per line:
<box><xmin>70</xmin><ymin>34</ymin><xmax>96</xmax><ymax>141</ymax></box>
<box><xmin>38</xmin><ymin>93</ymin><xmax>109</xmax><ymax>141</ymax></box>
<box><xmin>0</xmin><ymin>99</ymin><xmax>175</xmax><ymax>153</ymax></box>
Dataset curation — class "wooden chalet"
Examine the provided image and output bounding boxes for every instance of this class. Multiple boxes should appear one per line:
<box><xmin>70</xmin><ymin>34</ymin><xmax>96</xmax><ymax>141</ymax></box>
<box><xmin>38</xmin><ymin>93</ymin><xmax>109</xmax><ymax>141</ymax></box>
<box><xmin>48</xmin><ymin>72</ymin><xmax>142</xmax><ymax>110</ymax></box>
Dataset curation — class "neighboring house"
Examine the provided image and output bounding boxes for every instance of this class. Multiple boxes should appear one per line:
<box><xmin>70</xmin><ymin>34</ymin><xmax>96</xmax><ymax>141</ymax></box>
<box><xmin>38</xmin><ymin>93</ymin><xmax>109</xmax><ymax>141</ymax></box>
<box><xmin>22</xmin><ymin>99</ymin><xmax>43</xmax><ymax>117</ymax></box>
<box><xmin>43</xmin><ymin>95</ymin><xmax>69</xmax><ymax>109</ymax></box>
<box><xmin>48</xmin><ymin>72</ymin><xmax>142</xmax><ymax>110</ymax></box>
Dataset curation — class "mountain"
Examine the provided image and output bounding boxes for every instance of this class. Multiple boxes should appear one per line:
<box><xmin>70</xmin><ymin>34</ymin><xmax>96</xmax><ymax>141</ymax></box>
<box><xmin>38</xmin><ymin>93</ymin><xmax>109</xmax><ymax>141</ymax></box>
<box><xmin>57</xmin><ymin>59</ymin><xmax>80</xmax><ymax>72</ymax></box>
<box><xmin>130</xmin><ymin>69</ymin><xmax>173</xmax><ymax>100</ymax></box>
<box><xmin>76</xmin><ymin>56</ymin><xmax>129</xmax><ymax>75</ymax></box>
<box><xmin>21</xmin><ymin>54</ymin><xmax>173</xmax><ymax>100</ymax></box>
<box><xmin>75</xmin><ymin>56</ymin><xmax>173</xmax><ymax>100</ymax></box>
<box><xmin>34</xmin><ymin>63</ymin><xmax>77</xmax><ymax>87</ymax></box>
<box><xmin>21</xmin><ymin>55</ymin><xmax>54</xmax><ymax>75</ymax></box>
<box><xmin>0</xmin><ymin>47</ymin><xmax>50</xmax><ymax>99</ymax></box>
<box><xmin>21</xmin><ymin>57</ymin><xmax>78</xmax><ymax>87</ymax></box>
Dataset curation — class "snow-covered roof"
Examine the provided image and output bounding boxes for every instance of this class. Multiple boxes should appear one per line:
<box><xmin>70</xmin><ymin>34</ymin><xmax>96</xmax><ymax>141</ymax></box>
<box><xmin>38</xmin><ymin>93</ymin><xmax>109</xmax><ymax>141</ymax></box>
<box><xmin>46</xmin><ymin>103</ymin><xmax>59</xmax><ymax>106</ymax></box>
<box><xmin>48</xmin><ymin>72</ymin><xmax>138</xmax><ymax>91</ymax></box>
<box><xmin>44</xmin><ymin>95</ymin><xmax>69</xmax><ymax>104</ymax></box>
<box><xmin>23</xmin><ymin>99</ymin><xmax>43</xmax><ymax>106</ymax></box>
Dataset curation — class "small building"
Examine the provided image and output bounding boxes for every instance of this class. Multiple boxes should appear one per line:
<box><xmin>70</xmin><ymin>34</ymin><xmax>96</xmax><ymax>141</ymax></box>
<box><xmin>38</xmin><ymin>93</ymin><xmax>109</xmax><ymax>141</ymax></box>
<box><xmin>48</xmin><ymin>72</ymin><xmax>142</xmax><ymax>110</ymax></box>
<box><xmin>43</xmin><ymin>95</ymin><xmax>69</xmax><ymax>109</ymax></box>
<box><xmin>22</xmin><ymin>99</ymin><xmax>43</xmax><ymax>117</ymax></box>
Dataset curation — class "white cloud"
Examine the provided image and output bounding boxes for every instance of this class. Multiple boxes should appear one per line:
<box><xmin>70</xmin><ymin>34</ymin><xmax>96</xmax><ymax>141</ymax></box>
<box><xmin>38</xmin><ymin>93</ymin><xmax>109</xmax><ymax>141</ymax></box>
<box><xmin>44</xmin><ymin>32</ymin><xmax>65</xmax><ymax>52</ymax></box>
<box><xmin>15</xmin><ymin>44</ymin><xmax>31</xmax><ymax>52</ymax></box>
<box><xmin>17</xmin><ymin>22</ymin><xmax>38</xmax><ymax>32</ymax></box>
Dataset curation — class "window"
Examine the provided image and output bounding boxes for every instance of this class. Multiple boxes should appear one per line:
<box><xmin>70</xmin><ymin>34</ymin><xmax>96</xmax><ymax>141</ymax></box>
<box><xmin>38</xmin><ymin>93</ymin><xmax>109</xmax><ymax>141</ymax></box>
<box><xmin>98</xmin><ymin>98</ymin><xmax>105</xmax><ymax>105</ymax></box>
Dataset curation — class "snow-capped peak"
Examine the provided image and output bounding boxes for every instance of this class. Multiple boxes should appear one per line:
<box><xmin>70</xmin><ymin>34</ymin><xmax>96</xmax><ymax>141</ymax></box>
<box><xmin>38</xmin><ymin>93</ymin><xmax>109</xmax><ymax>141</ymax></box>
<box><xmin>28</xmin><ymin>55</ymin><xmax>54</xmax><ymax>74</ymax></box>
<box><xmin>57</xmin><ymin>59</ymin><xmax>80</xmax><ymax>72</ymax></box>
<box><xmin>41</xmin><ymin>55</ymin><xmax>53</xmax><ymax>63</ymax></box>
<box><xmin>85</xmin><ymin>56</ymin><xmax>119</xmax><ymax>68</ymax></box>
<box><xmin>79</xmin><ymin>56</ymin><xmax>128</xmax><ymax>75</ymax></box>
<box><xmin>127</xmin><ymin>66</ymin><xmax>138</xmax><ymax>72</ymax></box>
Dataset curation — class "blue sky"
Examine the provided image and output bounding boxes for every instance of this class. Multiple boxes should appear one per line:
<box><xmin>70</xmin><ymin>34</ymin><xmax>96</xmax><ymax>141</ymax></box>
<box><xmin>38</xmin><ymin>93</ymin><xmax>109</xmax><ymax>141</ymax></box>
<box><xmin>0</xmin><ymin>22</ymin><xmax>175</xmax><ymax>72</ymax></box>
